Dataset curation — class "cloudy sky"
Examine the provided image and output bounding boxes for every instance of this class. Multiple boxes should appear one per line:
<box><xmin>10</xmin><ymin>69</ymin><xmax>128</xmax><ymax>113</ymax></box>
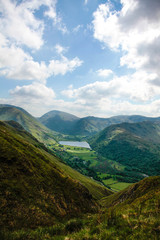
<box><xmin>1</xmin><ymin>0</ymin><xmax>160</xmax><ymax>117</ymax></box>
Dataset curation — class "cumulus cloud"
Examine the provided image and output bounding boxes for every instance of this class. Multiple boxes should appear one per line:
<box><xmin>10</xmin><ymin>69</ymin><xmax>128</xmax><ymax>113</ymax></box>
<box><xmin>0</xmin><ymin>42</ymin><xmax>82</xmax><ymax>82</ymax></box>
<box><xmin>97</xmin><ymin>69</ymin><xmax>113</xmax><ymax>77</ymax></box>
<box><xmin>0</xmin><ymin>0</ymin><xmax>67</xmax><ymax>49</ymax></box>
<box><xmin>93</xmin><ymin>0</ymin><xmax>160</xmax><ymax>82</ymax></box>
<box><xmin>0</xmin><ymin>0</ymin><xmax>81</xmax><ymax>82</ymax></box>
<box><xmin>62</xmin><ymin>71</ymin><xmax>160</xmax><ymax>115</ymax></box>
<box><xmin>48</xmin><ymin>56</ymin><xmax>83</xmax><ymax>76</ymax></box>
<box><xmin>8</xmin><ymin>82</ymin><xmax>56</xmax><ymax>116</ymax></box>
<box><xmin>0</xmin><ymin>0</ymin><xmax>43</xmax><ymax>50</ymax></box>
<box><xmin>10</xmin><ymin>82</ymin><xmax>56</xmax><ymax>100</ymax></box>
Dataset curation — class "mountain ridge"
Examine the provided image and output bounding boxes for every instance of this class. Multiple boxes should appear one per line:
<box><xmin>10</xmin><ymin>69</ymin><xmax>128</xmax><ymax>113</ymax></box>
<box><xmin>0</xmin><ymin>104</ymin><xmax>57</xmax><ymax>145</ymax></box>
<box><xmin>39</xmin><ymin>109</ymin><xmax>160</xmax><ymax>136</ymax></box>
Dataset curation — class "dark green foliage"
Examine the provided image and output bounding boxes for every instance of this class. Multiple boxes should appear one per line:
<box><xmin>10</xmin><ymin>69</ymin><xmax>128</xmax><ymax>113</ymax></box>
<box><xmin>90</xmin><ymin>121</ymin><xmax>160</xmax><ymax>182</ymax></box>
<box><xmin>53</xmin><ymin>148</ymin><xmax>102</xmax><ymax>183</ymax></box>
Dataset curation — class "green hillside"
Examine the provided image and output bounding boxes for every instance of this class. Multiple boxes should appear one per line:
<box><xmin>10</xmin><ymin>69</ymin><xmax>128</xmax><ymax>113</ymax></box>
<box><xmin>0</xmin><ymin>105</ymin><xmax>57</xmax><ymax>145</ymax></box>
<box><xmin>2</xmin><ymin>175</ymin><xmax>159</xmax><ymax>239</ymax></box>
<box><xmin>38</xmin><ymin>110</ymin><xmax>79</xmax><ymax>135</ymax></box>
<box><xmin>0</xmin><ymin>121</ymin><xmax>113</xmax><ymax>230</ymax></box>
<box><xmin>89</xmin><ymin>121</ymin><xmax>160</xmax><ymax>183</ymax></box>
<box><xmin>69</xmin><ymin>176</ymin><xmax>160</xmax><ymax>240</ymax></box>
<box><xmin>39</xmin><ymin>110</ymin><xmax>160</xmax><ymax>137</ymax></box>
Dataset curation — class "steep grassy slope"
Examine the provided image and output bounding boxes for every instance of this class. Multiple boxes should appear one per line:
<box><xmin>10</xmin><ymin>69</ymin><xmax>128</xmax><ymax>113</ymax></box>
<box><xmin>100</xmin><ymin>176</ymin><xmax>160</xmax><ymax>207</ymax></box>
<box><xmin>89</xmin><ymin>121</ymin><xmax>160</xmax><ymax>182</ymax></box>
<box><xmin>68</xmin><ymin>176</ymin><xmax>160</xmax><ymax>240</ymax></box>
<box><xmin>3</xmin><ymin>176</ymin><xmax>159</xmax><ymax>239</ymax></box>
<box><xmin>0</xmin><ymin>121</ymin><xmax>113</xmax><ymax>230</ymax></box>
<box><xmin>0</xmin><ymin>105</ymin><xmax>57</xmax><ymax>145</ymax></box>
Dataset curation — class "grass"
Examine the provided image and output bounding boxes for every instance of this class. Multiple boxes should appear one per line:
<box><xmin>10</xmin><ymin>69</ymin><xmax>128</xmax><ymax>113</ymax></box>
<box><xmin>102</xmin><ymin>178</ymin><xmax>132</xmax><ymax>191</ymax></box>
<box><xmin>67</xmin><ymin>148</ymin><xmax>99</xmax><ymax>167</ymax></box>
<box><xmin>1</xmin><ymin>121</ymin><xmax>111</xmax><ymax>230</ymax></box>
<box><xmin>53</xmin><ymin>143</ymin><xmax>134</xmax><ymax>192</ymax></box>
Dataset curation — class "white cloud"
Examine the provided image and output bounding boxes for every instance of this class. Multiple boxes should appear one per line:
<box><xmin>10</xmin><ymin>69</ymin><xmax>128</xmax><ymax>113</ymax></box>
<box><xmin>0</xmin><ymin>32</ymin><xmax>82</xmax><ymax>81</ymax></box>
<box><xmin>0</xmin><ymin>50</ymin><xmax>82</xmax><ymax>82</ymax></box>
<box><xmin>62</xmin><ymin>71</ymin><xmax>160</xmax><ymax>110</ymax></box>
<box><xmin>0</xmin><ymin>0</ymin><xmax>67</xmax><ymax>50</ymax></box>
<box><xmin>97</xmin><ymin>69</ymin><xmax>113</xmax><ymax>77</ymax></box>
<box><xmin>55</xmin><ymin>44</ymin><xmax>68</xmax><ymax>55</ymax></box>
<box><xmin>10</xmin><ymin>82</ymin><xmax>56</xmax><ymax>100</ymax></box>
<box><xmin>2</xmin><ymin>70</ymin><xmax>160</xmax><ymax>117</ymax></box>
<box><xmin>7</xmin><ymin>82</ymin><xmax>56</xmax><ymax>116</ymax></box>
<box><xmin>48</xmin><ymin>56</ymin><xmax>83</xmax><ymax>76</ymax></box>
<box><xmin>0</xmin><ymin>1</ymin><xmax>82</xmax><ymax>83</ymax></box>
<box><xmin>0</xmin><ymin>44</ymin><xmax>31</xmax><ymax>69</ymax></box>
<box><xmin>92</xmin><ymin>0</ymin><xmax>160</xmax><ymax>83</ymax></box>
<box><xmin>0</xmin><ymin>0</ymin><xmax>44</xmax><ymax>50</ymax></box>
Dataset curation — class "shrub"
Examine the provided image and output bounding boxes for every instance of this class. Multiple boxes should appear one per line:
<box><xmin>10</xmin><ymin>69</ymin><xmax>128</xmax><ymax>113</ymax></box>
<box><xmin>65</xmin><ymin>219</ymin><xmax>83</xmax><ymax>233</ymax></box>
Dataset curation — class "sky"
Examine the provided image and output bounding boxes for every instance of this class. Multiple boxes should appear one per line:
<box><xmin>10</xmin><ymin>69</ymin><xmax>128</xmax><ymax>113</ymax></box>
<box><xmin>1</xmin><ymin>0</ymin><xmax>160</xmax><ymax>118</ymax></box>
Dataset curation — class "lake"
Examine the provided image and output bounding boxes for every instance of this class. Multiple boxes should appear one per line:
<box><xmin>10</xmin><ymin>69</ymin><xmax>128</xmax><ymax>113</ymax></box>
<box><xmin>59</xmin><ymin>141</ymin><xmax>91</xmax><ymax>149</ymax></box>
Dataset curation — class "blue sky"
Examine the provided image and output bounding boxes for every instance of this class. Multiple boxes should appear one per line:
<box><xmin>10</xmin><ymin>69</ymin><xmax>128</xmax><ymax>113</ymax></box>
<box><xmin>1</xmin><ymin>0</ymin><xmax>160</xmax><ymax>117</ymax></box>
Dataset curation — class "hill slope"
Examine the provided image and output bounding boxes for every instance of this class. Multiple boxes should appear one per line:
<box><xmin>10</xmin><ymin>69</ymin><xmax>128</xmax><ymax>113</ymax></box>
<box><xmin>0</xmin><ymin>105</ymin><xmax>57</xmax><ymax>145</ymax></box>
<box><xmin>39</xmin><ymin>110</ymin><xmax>79</xmax><ymax>135</ymax></box>
<box><xmin>89</xmin><ymin>121</ymin><xmax>160</xmax><ymax>182</ymax></box>
<box><xmin>39</xmin><ymin>110</ymin><xmax>160</xmax><ymax>136</ymax></box>
<box><xmin>0</xmin><ymin>121</ymin><xmax>112</xmax><ymax>229</ymax></box>
<box><xmin>60</xmin><ymin>176</ymin><xmax>160</xmax><ymax>239</ymax></box>
<box><xmin>89</xmin><ymin>176</ymin><xmax>160</xmax><ymax>240</ymax></box>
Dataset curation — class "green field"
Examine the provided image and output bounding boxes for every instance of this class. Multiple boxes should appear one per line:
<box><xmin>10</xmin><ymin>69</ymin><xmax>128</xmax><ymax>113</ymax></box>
<box><xmin>67</xmin><ymin>148</ymin><xmax>98</xmax><ymax>167</ymax></box>
<box><xmin>103</xmin><ymin>178</ymin><xmax>132</xmax><ymax>191</ymax></box>
<box><xmin>52</xmin><ymin>143</ymin><xmax>133</xmax><ymax>191</ymax></box>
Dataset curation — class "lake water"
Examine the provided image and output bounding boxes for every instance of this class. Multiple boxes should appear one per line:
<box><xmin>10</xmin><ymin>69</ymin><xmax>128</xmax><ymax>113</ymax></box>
<box><xmin>59</xmin><ymin>141</ymin><xmax>91</xmax><ymax>149</ymax></box>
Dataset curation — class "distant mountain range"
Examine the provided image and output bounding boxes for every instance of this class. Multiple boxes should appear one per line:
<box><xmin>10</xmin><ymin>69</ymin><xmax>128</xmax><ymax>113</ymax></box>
<box><xmin>1</xmin><ymin>105</ymin><xmax>160</xmax><ymax>138</ymax></box>
<box><xmin>39</xmin><ymin>109</ymin><xmax>160</xmax><ymax>136</ymax></box>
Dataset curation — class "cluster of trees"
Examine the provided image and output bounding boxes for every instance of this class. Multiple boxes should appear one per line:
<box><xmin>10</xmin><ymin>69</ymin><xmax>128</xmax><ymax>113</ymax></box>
<box><xmin>52</xmin><ymin>148</ymin><xmax>102</xmax><ymax>183</ymax></box>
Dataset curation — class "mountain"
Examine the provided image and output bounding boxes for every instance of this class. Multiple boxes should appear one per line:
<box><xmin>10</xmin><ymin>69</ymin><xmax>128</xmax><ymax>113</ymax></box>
<box><xmin>38</xmin><ymin>110</ymin><xmax>80</xmax><ymax>135</ymax></box>
<box><xmin>0</xmin><ymin>120</ymin><xmax>112</xmax><ymax>230</ymax></box>
<box><xmin>0</xmin><ymin>104</ymin><xmax>57</xmax><ymax>145</ymax></box>
<box><xmin>89</xmin><ymin>121</ymin><xmax>160</xmax><ymax>182</ymax></box>
<box><xmin>39</xmin><ymin>110</ymin><xmax>160</xmax><ymax>136</ymax></box>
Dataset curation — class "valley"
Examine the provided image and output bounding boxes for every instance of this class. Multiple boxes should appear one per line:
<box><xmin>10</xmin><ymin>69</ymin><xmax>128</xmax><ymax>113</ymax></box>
<box><xmin>0</xmin><ymin>104</ymin><xmax>160</xmax><ymax>239</ymax></box>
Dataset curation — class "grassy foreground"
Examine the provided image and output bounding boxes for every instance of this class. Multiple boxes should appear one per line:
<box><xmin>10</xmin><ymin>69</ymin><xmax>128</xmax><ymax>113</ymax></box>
<box><xmin>1</xmin><ymin>176</ymin><xmax>160</xmax><ymax>240</ymax></box>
